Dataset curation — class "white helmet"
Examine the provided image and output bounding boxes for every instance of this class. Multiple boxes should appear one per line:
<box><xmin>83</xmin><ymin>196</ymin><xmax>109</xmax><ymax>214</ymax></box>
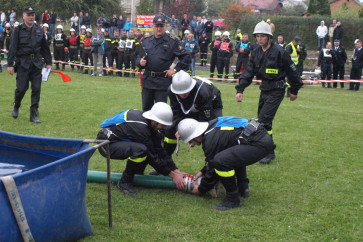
<box><xmin>5</xmin><ymin>23</ymin><xmax>10</xmax><ymax>28</ymax></box>
<box><xmin>34</xmin><ymin>21</ymin><xmax>37</xmax><ymax>24</ymax></box>
<box><xmin>222</xmin><ymin>31</ymin><xmax>230</xmax><ymax>37</ymax></box>
<box><xmin>14</xmin><ymin>21</ymin><xmax>19</xmax><ymax>27</ymax></box>
<box><xmin>42</xmin><ymin>23</ymin><xmax>49</xmax><ymax>28</ymax></box>
<box><xmin>171</xmin><ymin>70</ymin><xmax>196</xmax><ymax>94</ymax></box>
<box><xmin>81</xmin><ymin>25</ymin><xmax>86</xmax><ymax>30</ymax></box>
<box><xmin>253</xmin><ymin>20</ymin><xmax>273</xmax><ymax>37</ymax></box>
<box><xmin>86</xmin><ymin>28</ymin><xmax>92</xmax><ymax>33</ymax></box>
<box><xmin>101</xmin><ymin>28</ymin><xmax>105</xmax><ymax>32</ymax></box>
<box><xmin>142</xmin><ymin>102</ymin><xmax>173</xmax><ymax>126</ymax></box>
<box><xmin>177</xmin><ymin>118</ymin><xmax>209</xmax><ymax>143</ymax></box>
<box><xmin>70</xmin><ymin>28</ymin><xmax>76</xmax><ymax>32</ymax></box>
<box><xmin>57</xmin><ymin>25</ymin><xmax>63</xmax><ymax>30</ymax></box>
<box><xmin>314</xmin><ymin>69</ymin><xmax>321</xmax><ymax>75</ymax></box>
<box><xmin>184</xmin><ymin>30</ymin><xmax>190</xmax><ymax>34</ymax></box>
<box><xmin>215</xmin><ymin>31</ymin><xmax>221</xmax><ymax>36</ymax></box>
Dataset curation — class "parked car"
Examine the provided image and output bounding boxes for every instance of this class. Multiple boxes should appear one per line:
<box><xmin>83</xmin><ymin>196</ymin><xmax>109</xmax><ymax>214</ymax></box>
<box><xmin>213</xmin><ymin>19</ymin><xmax>225</xmax><ymax>30</ymax></box>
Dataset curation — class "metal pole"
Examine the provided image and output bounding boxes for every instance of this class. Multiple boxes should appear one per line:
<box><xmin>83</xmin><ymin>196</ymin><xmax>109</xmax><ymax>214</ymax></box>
<box><xmin>106</xmin><ymin>143</ymin><xmax>112</xmax><ymax>228</ymax></box>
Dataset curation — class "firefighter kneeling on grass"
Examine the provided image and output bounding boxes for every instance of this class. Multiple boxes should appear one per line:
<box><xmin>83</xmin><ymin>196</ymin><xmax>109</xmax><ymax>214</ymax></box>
<box><xmin>96</xmin><ymin>102</ymin><xmax>186</xmax><ymax>195</ymax></box>
<box><xmin>177</xmin><ymin>117</ymin><xmax>273</xmax><ymax>211</ymax></box>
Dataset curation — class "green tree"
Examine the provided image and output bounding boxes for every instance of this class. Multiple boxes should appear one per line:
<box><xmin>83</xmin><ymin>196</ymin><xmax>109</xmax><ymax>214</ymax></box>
<box><xmin>308</xmin><ymin>0</ymin><xmax>330</xmax><ymax>16</ymax></box>
<box><xmin>281</xmin><ymin>4</ymin><xmax>307</xmax><ymax>16</ymax></box>
<box><xmin>359</xmin><ymin>6</ymin><xmax>363</xmax><ymax>18</ymax></box>
<box><xmin>136</xmin><ymin>0</ymin><xmax>156</xmax><ymax>15</ymax></box>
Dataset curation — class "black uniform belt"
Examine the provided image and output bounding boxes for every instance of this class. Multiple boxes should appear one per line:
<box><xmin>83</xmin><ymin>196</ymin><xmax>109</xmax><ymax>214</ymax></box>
<box><xmin>144</xmin><ymin>70</ymin><xmax>165</xmax><ymax>77</ymax></box>
<box><xmin>18</xmin><ymin>54</ymin><xmax>40</xmax><ymax>59</ymax></box>
<box><xmin>55</xmin><ymin>44</ymin><xmax>65</xmax><ymax>47</ymax></box>
<box><xmin>69</xmin><ymin>45</ymin><xmax>78</xmax><ymax>49</ymax></box>
<box><xmin>84</xmin><ymin>46</ymin><xmax>91</xmax><ymax>50</ymax></box>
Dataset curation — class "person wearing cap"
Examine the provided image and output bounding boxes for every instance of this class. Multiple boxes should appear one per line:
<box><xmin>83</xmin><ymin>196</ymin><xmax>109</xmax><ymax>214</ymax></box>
<box><xmin>7</xmin><ymin>6</ymin><xmax>52</xmax><ymax>124</ymax></box>
<box><xmin>331</xmin><ymin>39</ymin><xmax>347</xmax><ymax>88</ymax></box>
<box><xmin>209</xmin><ymin>31</ymin><xmax>222</xmax><ymax>78</ymax></box>
<box><xmin>316</xmin><ymin>20</ymin><xmax>328</xmax><ymax>52</ymax></box>
<box><xmin>96</xmin><ymin>102</ymin><xmax>186</xmax><ymax>195</ymax></box>
<box><xmin>198</xmin><ymin>31</ymin><xmax>210</xmax><ymax>67</ymax></box>
<box><xmin>67</xmin><ymin>28</ymin><xmax>80</xmax><ymax>71</ymax></box>
<box><xmin>285</xmin><ymin>36</ymin><xmax>301</xmax><ymax>97</ymax></box>
<box><xmin>82</xmin><ymin>28</ymin><xmax>93</xmax><ymax>75</ymax></box>
<box><xmin>217</xmin><ymin>31</ymin><xmax>233</xmax><ymax>80</ymax></box>
<box><xmin>91</xmin><ymin>27</ymin><xmax>105</xmax><ymax>77</ymax></box>
<box><xmin>235</xmin><ymin>21</ymin><xmax>303</xmax><ymax>164</ymax></box>
<box><xmin>234</xmin><ymin>33</ymin><xmax>251</xmax><ymax>80</ymax></box>
<box><xmin>349</xmin><ymin>39</ymin><xmax>363</xmax><ymax>91</ymax></box>
<box><xmin>163</xmin><ymin>70</ymin><xmax>223</xmax><ymax>155</ymax></box>
<box><xmin>136</xmin><ymin>15</ymin><xmax>191</xmax><ymax>111</ymax></box>
<box><xmin>266</xmin><ymin>19</ymin><xmax>275</xmax><ymax>35</ymax></box>
<box><xmin>317</xmin><ymin>41</ymin><xmax>333</xmax><ymax>88</ymax></box>
<box><xmin>177</xmin><ymin>117</ymin><xmax>273</xmax><ymax>210</ymax></box>
<box><xmin>204</xmin><ymin>18</ymin><xmax>214</xmax><ymax>41</ymax></box>
<box><xmin>53</xmin><ymin>24</ymin><xmax>67</xmax><ymax>71</ymax></box>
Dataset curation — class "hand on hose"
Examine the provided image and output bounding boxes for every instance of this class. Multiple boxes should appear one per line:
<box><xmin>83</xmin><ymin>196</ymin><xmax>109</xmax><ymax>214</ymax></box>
<box><xmin>194</xmin><ymin>171</ymin><xmax>203</xmax><ymax>180</ymax></box>
<box><xmin>169</xmin><ymin>170</ymin><xmax>186</xmax><ymax>190</ymax></box>
<box><xmin>191</xmin><ymin>180</ymin><xmax>200</xmax><ymax>195</ymax></box>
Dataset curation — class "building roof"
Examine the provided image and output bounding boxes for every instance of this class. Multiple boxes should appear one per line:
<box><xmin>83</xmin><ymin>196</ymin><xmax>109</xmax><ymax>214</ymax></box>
<box><xmin>240</xmin><ymin>0</ymin><xmax>281</xmax><ymax>11</ymax></box>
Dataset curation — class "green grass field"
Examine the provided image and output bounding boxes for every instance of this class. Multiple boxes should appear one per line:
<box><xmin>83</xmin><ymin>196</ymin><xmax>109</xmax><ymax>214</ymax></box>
<box><xmin>0</xmin><ymin>67</ymin><xmax>362</xmax><ymax>241</ymax></box>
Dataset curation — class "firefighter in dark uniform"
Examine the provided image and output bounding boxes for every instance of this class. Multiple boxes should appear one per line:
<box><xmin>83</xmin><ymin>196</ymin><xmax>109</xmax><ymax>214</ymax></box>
<box><xmin>317</xmin><ymin>41</ymin><xmax>333</xmax><ymax>88</ymax></box>
<box><xmin>53</xmin><ymin>24</ymin><xmax>67</xmax><ymax>70</ymax></box>
<box><xmin>285</xmin><ymin>36</ymin><xmax>301</xmax><ymax>97</ymax></box>
<box><xmin>7</xmin><ymin>6</ymin><xmax>52</xmax><ymax>124</ymax></box>
<box><xmin>164</xmin><ymin>70</ymin><xmax>223</xmax><ymax>154</ymax></box>
<box><xmin>4</xmin><ymin>23</ymin><xmax>12</xmax><ymax>51</ymax></box>
<box><xmin>117</xmin><ymin>30</ymin><xmax>127</xmax><ymax>77</ymax></box>
<box><xmin>235</xmin><ymin>21</ymin><xmax>303</xmax><ymax>164</ymax></box>
<box><xmin>331</xmin><ymin>39</ymin><xmax>347</xmax><ymax>88</ymax></box>
<box><xmin>177</xmin><ymin>117</ymin><xmax>273</xmax><ymax>210</ymax></box>
<box><xmin>137</xmin><ymin>15</ymin><xmax>191</xmax><ymax>111</ymax></box>
<box><xmin>198</xmin><ymin>31</ymin><xmax>210</xmax><ymax>66</ymax></box>
<box><xmin>102</xmin><ymin>29</ymin><xmax>112</xmax><ymax>76</ymax></box>
<box><xmin>234</xmin><ymin>33</ymin><xmax>251</xmax><ymax>79</ymax></box>
<box><xmin>349</xmin><ymin>39</ymin><xmax>363</xmax><ymax>91</ymax></box>
<box><xmin>217</xmin><ymin>31</ymin><xmax>233</xmax><ymax>80</ymax></box>
<box><xmin>96</xmin><ymin>102</ymin><xmax>186</xmax><ymax>195</ymax></box>
<box><xmin>78</xmin><ymin>25</ymin><xmax>87</xmax><ymax>73</ymax></box>
<box><xmin>42</xmin><ymin>23</ymin><xmax>52</xmax><ymax>47</ymax></box>
<box><xmin>209</xmin><ymin>31</ymin><xmax>222</xmax><ymax>78</ymax></box>
<box><xmin>124</xmin><ymin>29</ymin><xmax>137</xmax><ymax>77</ymax></box>
<box><xmin>67</xmin><ymin>28</ymin><xmax>80</xmax><ymax>71</ymax></box>
<box><xmin>82</xmin><ymin>28</ymin><xmax>93</xmax><ymax>74</ymax></box>
<box><xmin>110</xmin><ymin>30</ymin><xmax>120</xmax><ymax>76</ymax></box>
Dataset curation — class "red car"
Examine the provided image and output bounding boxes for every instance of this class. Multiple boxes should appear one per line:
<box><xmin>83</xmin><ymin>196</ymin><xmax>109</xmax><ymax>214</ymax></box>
<box><xmin>213</xmin><ymin>19</ymin><xmax>226</xmax><ymax>30</ymax></box>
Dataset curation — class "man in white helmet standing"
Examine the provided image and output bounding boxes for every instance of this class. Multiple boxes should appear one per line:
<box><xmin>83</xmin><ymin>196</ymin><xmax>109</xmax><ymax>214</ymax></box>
<box><xmin>209</xmin><ymin>31</ymin><xmax>222</xmax><ymax>78</ymax></box>
<box><xmin>53</xmin><ymin>24</ymin><xmax>67</xmax><ymax>70</ymax></box>
<box><xmin>235</xmin><ymin>21</ymin><xmax>303</xmax><ymax>164</ymax></box>
<box><xmin>217</xmin><ymin>31</ymin><xmax>233</xmax><ymax>80</ymax></box>
<box><xmin>96</xmin><ymin>102</ymin><xmax>186</xmax><ymax>195</ymax></box>
<box><xmin>177</xmin><ymin>117</ymin><xmax>273</xmax><ymax>210</ymax></box>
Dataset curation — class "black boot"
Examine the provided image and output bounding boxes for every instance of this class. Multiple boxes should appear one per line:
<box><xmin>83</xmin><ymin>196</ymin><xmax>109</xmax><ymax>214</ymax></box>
<box><xmin>117</xmin><ymin>172</ymin><xmax>136</xmax><ymax>195</ymax></box>
<box><xmin>12</xmin><ymin>104</ymin><xmax>20</xmax><ymax>119</ymax></box>
<box><xmin>30</xmin><ymin>108</ymin><xmax>41</xmax><ymax>124</ymax></box>
<box><xmin>259</xmin><ymin>151</ymin><xmax>276</xmax><ymax>164</ymax></box>
<box><xmin>84</xmin><ymin>69</ymin><xmax>88</xmax><ymax>74</ymax></box>
<box><xmin>213</xmin><ymin>190</ymin><xmax>241</xmax><ymax>211</ymax></box>
<box><xmin>238</xmin><ymin>183</ymin><xmax>250</xmax><ymax>198</ymax></box>
<box><xmin>103</xmin><ymin>70</ymin><xmax>107</xmax><ymax>76</ymax></box>
<box><xmin>286</xmin><ymin>88</ymin><xmax>291</xmax><ymax>98</ymax></box>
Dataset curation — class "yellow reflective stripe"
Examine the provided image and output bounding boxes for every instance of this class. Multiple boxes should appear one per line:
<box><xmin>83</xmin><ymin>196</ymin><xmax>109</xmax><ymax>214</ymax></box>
<box><xmin>129</xmin><ymin>156</ymin><xmax>147</xmax><ymax>163</ymax></box>
<box><xmin>164</xmin><ymin>137</ymin><xmax>178</xmax><ymax>144</ymax></box>
<box><xmin>215</xmin><ymin>169</ymin><xmax>235</xmax><ymax>177</ymax></box>
<box><xmin>220</xmin><ymin>127</ymin><xmax>234</xmax><ymax>131</ymax></box>
<box><xmin>266</xmin><ymin>68</ymin><xmax>278</xmax><ymax>74</ymax></box>
<box><xmin>286</xmin><ymin>82</ymin><xmax>291</xmax><ymax>88</ymax></box>
<box><xmin>267</xmin><ymin>130</ymin><xmax>273</xmax><ymax>135</ymax></box>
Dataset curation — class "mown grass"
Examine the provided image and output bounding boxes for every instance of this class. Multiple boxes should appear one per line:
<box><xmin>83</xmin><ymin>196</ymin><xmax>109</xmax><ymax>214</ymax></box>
<box><xmin>0</xmin><ymin>67</ymin><xmax>362</xmax><ymax>241</ymax></box>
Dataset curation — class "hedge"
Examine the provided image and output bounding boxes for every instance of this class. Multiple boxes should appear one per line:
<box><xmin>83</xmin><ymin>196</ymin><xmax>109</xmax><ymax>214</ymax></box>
<box><xmin>238</xmin><ymin>15</ymin><xmax>363</xmax><ymax>50</ymax></box>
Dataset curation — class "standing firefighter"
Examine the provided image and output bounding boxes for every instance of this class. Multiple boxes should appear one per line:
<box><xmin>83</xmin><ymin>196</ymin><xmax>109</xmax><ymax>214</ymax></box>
<box><xmin>177</xmin><ymin>117</ymin><xmax>273</xmax><ymax>210</ymax></box>
<box><xmin>285</xmin><ymin>35</ymin><xmax>301</xmax><ymax>97</ymax></box>
<box><xmin>96</xmin><ymin>102</ymin><xmax>186</xmax><ymax>194</ymax></box>
<box><xmin>217</xmin><ymin>31</ymin><xmax>233</xmax><ymax>80</ymax></box>
<box><xmin>54</xmin><ymin>25</ymin><xmax>67</xmax><ymax>71</ymax></box>
<box><xmin>198</xmin><ymin>32</ymin><xmax>210</xmax><ymax>66</ymax></box>
<box><xmin>209</xmin><ymin>31</ymin><xmax>222</xmax><ymax>78</ymax></box>
<box><xmin>82</xmin><ymin>28</ymin><xmax>93</xmax><ymax>74</ymax></box>
<box><xmin>234</xmin><ymin>33</ymin><xmax>251</xmax><ymax>79</ymax></box>
<box><xmin>67</xmin><ymin>28</ymin><xmax>80</xmax><ymax>71</ymax></box>
<box><xmin>124</xmin><ymin>29</ymin><xmax>137</xmax><ymax>77</ymax></box>
<box><xmin>235</xmin><ymin>21</ymin><xmax>303</xmax><ymax>164</ymax></box>
<box><xmin>7</xmin><ymin>6</ymin><xmax>52</xmax><ymax>123</ymax></box>
<box><xmin>78</xmin><ymin>25</ymin><xmax>87</xmax><ymax>73</ymax></box>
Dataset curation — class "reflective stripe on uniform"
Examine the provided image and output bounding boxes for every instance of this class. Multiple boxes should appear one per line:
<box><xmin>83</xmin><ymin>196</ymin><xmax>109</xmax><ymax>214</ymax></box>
<box><xmin>267</xmin><ymin>130</ymin><xmax>273</xmax><ymax>135</ymax></box>
<box><xmin>129</xmin><ymin>155</ymin><xmax>147</xmax><ymax>163</ymax></box>
<box><xmin>266</xmin><ymin>68</ymin><xmax>278</xmax><ymax>74</ymax></box>
<box><xmin>215</xmin><ymin>169</ymin><xmax>235</xmax><ymax>177</ymax></box>
<box><xmin>164</xmin><ymin>137</ymin><xmax>177</xmax><ymax>144</ymax></box>
<box><xmin>220</xmin><ymin>126</ymin><xmax>234</xmax><ymax>131</ymax></box>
